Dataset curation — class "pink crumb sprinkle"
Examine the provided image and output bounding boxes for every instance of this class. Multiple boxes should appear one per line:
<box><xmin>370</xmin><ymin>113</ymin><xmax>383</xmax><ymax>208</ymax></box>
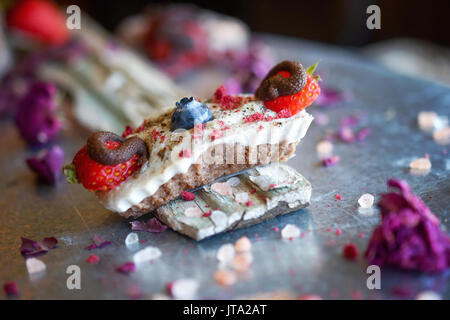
<box><xmin>336</xmin><ymin>228</ymin><xmax>342</xmax><ymax>236</ymax></box>
<box><xmin>181</xmin><ymin>191</ymin><xmax>195</xmax><ymax>201</ymax></box>
<box><xmin>86</xmin><ymin>254</ymin><xmax>100</xmax><ymax>264</ymax></box>
<box><xmin>243</xmin><ymin>112</ymin><xmax>265</xmax><ymax>123</ymax></box>
<box><xmin>202</xmin><ymin>210</ymin><xmax>212</xmax><ymax>217</ymax></box>
<box><xmin>273</xmin><ymin>226</ymin><xmax>279</xmax><ymax>232</ymax></box>
<box><xmin>343</xmin><ymin>243</ymin><xmax>359</xmax><ymax>260</ymax></box>
<box><xmin>210</xmin><ymin>129</ymin><xmax>223</xmax><ymax>141</ymax></box>
<box><xmin>245</xmin><ymin>201</ymin><xmax>254</xmax><ymax>207</ymax></box>
<box><xmin>179</xmin><ymin>149</ymin><xmax>191</xmax><ymax>158</ymax></box>
<box><xmin>336</xmin><ymin>194</ymin><xmax>342</xmax><ymax>200</ymax></box>
<box><xmin>3</xmin><ymin>281</ymin><xmax>19</xmax><ymax>296</ymax></box>
<box><xmin>122</xmin><ymin>125</ymin><xmax>133</xmax><ymax>138</ymax></box>
<box><xmin>276</xmin><ymin>109</ymin><xmax>293</xmax><ymax>118</ymax></box>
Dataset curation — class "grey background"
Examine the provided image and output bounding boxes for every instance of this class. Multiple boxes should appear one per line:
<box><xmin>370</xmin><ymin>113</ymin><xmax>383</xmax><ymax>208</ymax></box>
<box><xmin>0</xmin><ymin>35</ymin><xmax>449</xmax><ymax>299</ymax></box>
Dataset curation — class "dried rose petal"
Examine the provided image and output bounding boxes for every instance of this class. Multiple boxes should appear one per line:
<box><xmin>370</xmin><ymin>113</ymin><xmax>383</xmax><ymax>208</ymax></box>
<box><xmin>20</xmin><ymin>236</ymin><xmax>57</xmax><ymax>258</ymax></box>
<box><xmin>26</xmin><ymin>145</ymin><xmax>64</xmax><ymax>185</ymax></box>
<box><xmin>356</xmin><ymin>127</ymin><xmax>371</xmax><ymax>141</ymax></box>
<box><xmin>341</xmin><ymin>115</ymin><xmax>362</xmax><ymax>127</ymax></box>
<box><xmin>15</xmin><ymin>82</ymin><xmax>61</xmax><ymax>146</ymax></box>
<box><xmin>338</xmin><ymin>126</ymin><xmax>356</xmax><ymax>143</ymax></box>
<box><xmin>3</xmin><ymin>281</ymin><xmax>19</xmax><ymax>297</ymax></box>
<box><xmin>0</xmin><ymin>74</ymin><xmax>30</xmax><ymax>117</ymax></box>
<box><xmin>130</xmin><ymin>217</ymin><xmax>167</xmax><ymax>233</ymax></box>
<box><xmin>223</xmin><ymin>40</ymin><xmax>274</xmax><ymax>94</ymax></box>
<box><xmin>365</xmin><ymin>179</ymin><xmax>450</xmax><ymax>273</ymax></box>
<box><xmin>116</xmin><ymin>262</ymin><xmax>136</xmax><ymax>274</ymax></box>
<box><xmin>315</xmin><ymin>87</ymin><xmax>352</xmax><ymax>107</ymax></box>
<box><xmin>85</xmin><ymin>235</ymin><xmax>112</xmax><ymax>250</ymax></box>
<box><xmin>322</xmin><ymin>155</ymin><xmax>340</xmax><ymax>167</ymax></box>
<box><xmin>224</xmin><ymin>77</ymin><xmax>242</xmax><ymax>95</ymax></box>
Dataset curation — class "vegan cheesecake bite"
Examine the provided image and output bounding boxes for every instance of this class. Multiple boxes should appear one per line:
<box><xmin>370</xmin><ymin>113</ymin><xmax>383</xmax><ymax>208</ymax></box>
<box><xmin>64</xmin><ymin>60</ymin><xmax>321</xmax><ymax>218</ymax></box>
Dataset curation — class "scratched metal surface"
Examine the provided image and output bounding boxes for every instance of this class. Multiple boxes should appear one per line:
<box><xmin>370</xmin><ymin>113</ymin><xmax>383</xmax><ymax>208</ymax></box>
<box><xmin>0</xmin><ymin>34</ymin><xmax>449</xmax><ymax>300</ymax></box>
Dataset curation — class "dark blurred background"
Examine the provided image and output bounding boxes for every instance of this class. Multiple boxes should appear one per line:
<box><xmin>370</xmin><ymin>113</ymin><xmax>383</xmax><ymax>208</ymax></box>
<box><xmin>55</xmin><ymin>0</ymin><xmax>450</xmax><ymax>48</ymax></box>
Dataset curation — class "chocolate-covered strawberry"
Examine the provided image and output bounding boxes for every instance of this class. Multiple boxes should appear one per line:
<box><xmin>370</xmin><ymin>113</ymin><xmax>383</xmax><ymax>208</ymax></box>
<box><xmin>256</xmin><ymin>61</ymin><xmax>321</xmax><ymax>116</ymax></box>
<box><xmin>64</xmin><ymin>132</ymin><xmax>148</xmax><ymax>191</ymax></box>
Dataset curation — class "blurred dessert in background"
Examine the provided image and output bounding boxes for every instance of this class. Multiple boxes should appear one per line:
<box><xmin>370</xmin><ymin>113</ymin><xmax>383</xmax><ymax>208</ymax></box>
<box><xmin>1</xmin><ymin>0</ymin><xmax>186</xmax><ymax>134</ymax></box>
<box><xmin>117</xmin><ymin>3</ymin><xmax>275</xmax><ymax>97</ymax></box>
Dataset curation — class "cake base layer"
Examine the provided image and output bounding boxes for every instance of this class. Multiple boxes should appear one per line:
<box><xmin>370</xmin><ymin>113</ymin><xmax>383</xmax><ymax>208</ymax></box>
<box><xmin>154</xmin><ymin>163</ymin><xmax>312</xmax><ymax>240</ymax></box>
<box><xmin>120</xmin><ymin>141</ymin><xmax>297</xmax><ymax>218</ymax></box>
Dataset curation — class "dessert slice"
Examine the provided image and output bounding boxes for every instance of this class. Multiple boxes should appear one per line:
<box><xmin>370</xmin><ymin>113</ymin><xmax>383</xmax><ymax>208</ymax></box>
<box><xmin>64</xmin><ymin>60</ymin><xmax>320</xmax><ymax>218</ymax></box>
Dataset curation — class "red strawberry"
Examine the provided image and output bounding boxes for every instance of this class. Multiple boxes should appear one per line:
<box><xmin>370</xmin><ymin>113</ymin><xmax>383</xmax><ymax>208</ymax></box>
<box><xmin>7</xmin><ymin>0</ymin><xmax>70</xmax><ymax>46</ymax></box>
<box><xmin>70</xmin><ymin>141</ymin><xmax>141</xmax><ymax>191</ymax></box>
<box><xmin>264</xmin><ymin>63</ymin><xmax>321</xmax><ymax>116</ymax></box>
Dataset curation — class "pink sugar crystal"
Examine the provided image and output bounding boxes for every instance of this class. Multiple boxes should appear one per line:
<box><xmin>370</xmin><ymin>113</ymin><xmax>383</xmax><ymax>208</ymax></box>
<box><xmin>211</xmin><ymin>182</ymin><xmax>232</xmax><ymax>196</ymax></box>
<box><xmin>214</xmin><ymin>269</ymin><xmax>236</xmax><ymax>286</ymax></box>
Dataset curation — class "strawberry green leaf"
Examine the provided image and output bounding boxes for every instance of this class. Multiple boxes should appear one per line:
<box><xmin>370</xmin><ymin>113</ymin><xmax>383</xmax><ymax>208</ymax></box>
<box><xmin>306</xmin><ymin>61</ymin><xmax>320</xmax><ymax>76</ymax></box>
<box><xmin>62</xmin><ymin>163</ymin><xmax>79</xmax><ymax>184</ymax></box>
<box><xmin>312</xmin><ymin>74</ymin><xmax>322</xmax><ymax>82</ymax></box>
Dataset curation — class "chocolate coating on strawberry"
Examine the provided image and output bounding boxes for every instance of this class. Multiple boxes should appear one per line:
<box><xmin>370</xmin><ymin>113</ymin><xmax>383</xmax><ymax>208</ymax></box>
<box><xmin>87</xmin><ymin>131</ymin><xmax>148</xmax><ymax>166</ymax></box>
<box><xmin>255</xmin><ymin>61</ymin><xmax>307</xmax><ymax>101</ymax></box>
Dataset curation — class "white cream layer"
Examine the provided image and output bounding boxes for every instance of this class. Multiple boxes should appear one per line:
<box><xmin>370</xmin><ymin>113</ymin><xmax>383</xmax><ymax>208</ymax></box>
<box><xmin>97</xmin><ymin>99</ymin><xmax>314</xmax><ymax>213</ymax></box>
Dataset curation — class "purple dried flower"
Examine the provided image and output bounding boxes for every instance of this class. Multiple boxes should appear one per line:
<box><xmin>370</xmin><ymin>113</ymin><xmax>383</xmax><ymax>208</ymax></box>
<box><xmin>130</xmin><ymin>217</ymin><xmax>167</xmax><ymax>233</ymax></box>
<box><xmin>312</xmin><ymin>112</ymin><xmax>329</xmax><ymax>126</ymax></box>
<box><xmin>26</xmin><ymin>145</ymin><xmax>64</xmax><ymax>185</ymax></box>
<box><xmin>365</xmin><ymin>179</ymin><xmax>450</xmax><ymax>273</ymax></box>
<box><xmin>338</xmin><ymin>126</ymin><xmax>356</xmax><ymax>143</ymax></box>
<box><xmin>85</xmin><ymin>235</ymin><xmax>112</xmax><ymax>250</ymax></box>
<box><xmin>356</xmin><ymin>127</ymin><xmax>371</xmax><ymax>141</ymax></box>
<box><xmin>116</xmin><ymin>262</ymin><xmax>136</xmax><ymax>274</ymax></box>
<box><xmin>341</xmin><ymin>114</ymin><xmax>362</xmax><ymax>127</ymax></box>
<box><xmin>224</xmin><ymin>77</ymin><xmax>242</xmax><ymax>95</ymax></box>
<box><xmin>20</xmin><ymin>236</ymin><xmax>58</xmax><ymax>258</ymax></box>
<box><xmin>3</xmin><ymin>281</ymin><xmax>19</xmax><ymax>297</ymax></box>
<box><xmin>221</xmin><ymin>40</ymin><xmax>274</xmax><ymax>94</ymax></box>
<box><xmin>315</xmin><ymin>87</ymin><xmax>352</xmax><ymax>107</ymax></box>
<box><xmin>15</xmin><ymin>82</ymin><xmax>61</xmax><ymax>146</ymax></box>
<box><xmin>322</xmin><ymin>156</ymin><xmax>340</xmax><ymax>167</ymax></box>
<box><xmin>0</xmin><ymin>74</ymin><xmax>31</xmax><ymax>117</ymax></box>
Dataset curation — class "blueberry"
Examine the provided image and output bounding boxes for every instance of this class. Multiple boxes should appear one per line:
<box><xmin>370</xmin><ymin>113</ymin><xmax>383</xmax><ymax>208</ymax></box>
<box><xmin>171</xmin><ymin>97</ymin><xmax>213</xmax><ymax>131</ymax></box>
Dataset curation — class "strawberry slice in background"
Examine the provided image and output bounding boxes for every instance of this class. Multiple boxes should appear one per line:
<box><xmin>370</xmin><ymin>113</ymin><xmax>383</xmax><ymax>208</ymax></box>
<box><xmin>6</xmin><ymin>0</ymin><xmax>70</xmax><ymax>46</ymax></box>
